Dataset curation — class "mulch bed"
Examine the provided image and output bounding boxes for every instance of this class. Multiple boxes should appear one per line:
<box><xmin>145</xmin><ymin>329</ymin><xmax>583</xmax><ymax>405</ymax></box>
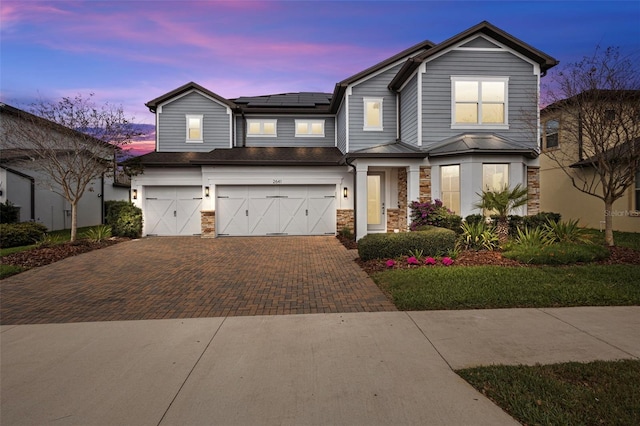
<box><xmin>338</xmin><ymin>236</ymin><xmax>640</xmax><ymax>274</ymax></box>
<box><xmin>2</xmin><ymin>238</ymin><xmax>129</xmax><ymax>269</ymax></box>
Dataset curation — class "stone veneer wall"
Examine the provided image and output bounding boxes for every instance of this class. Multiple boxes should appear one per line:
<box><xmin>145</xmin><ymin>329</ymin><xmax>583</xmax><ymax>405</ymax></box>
<box><xmin>419</xmin><ymin>166</ymin><xmax>432</xmax><ymax>203</ymax></box>
<box><xmin>201</xmin><ymin>210</ymin><xmax>215</xmax><ymax>238</ymax></box>
<box><xmin>336</xmin><ymin>209</ymin><xmax>354</xmax><ymax>233</ymax></box>
<box><xmin>387</xmin><ymin>168</ymin><xmax>408</xmax><ymax>232</ymax></box>
<box><xmin>527</xmin><ymin>167</ymin><xmax>540</xmax><ymax>215</ymax></box>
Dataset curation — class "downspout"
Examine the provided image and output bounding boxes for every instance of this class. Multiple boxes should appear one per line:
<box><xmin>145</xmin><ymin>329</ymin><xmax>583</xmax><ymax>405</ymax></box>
<box><xmin>100</xmin><ymin>173</ymin><xmax>105</xmax><ymax>224</ymax></box>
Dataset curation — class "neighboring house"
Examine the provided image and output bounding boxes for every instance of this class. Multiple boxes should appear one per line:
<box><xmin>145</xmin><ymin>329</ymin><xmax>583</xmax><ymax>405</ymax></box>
<box><xmin>0</xmin><ymin>103</ymin><xmax>130</xmax><ymax>230</ymax></box>
<box><xmin>132</xmin><ymin>21</ymin><xmax>557</xmax><ymax>240</ymax></box>
<box><xmin>539</xmin><ymin>90</ymin><xmax>640</xmax><ymax>232</ymax></box>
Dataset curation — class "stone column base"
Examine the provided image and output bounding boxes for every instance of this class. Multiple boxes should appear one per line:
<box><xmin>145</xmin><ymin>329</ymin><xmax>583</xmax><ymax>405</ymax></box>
<box><xmin>201</xmin><ymin>210</ymin><xmax>215</xmax><ymax>238</ymax></box>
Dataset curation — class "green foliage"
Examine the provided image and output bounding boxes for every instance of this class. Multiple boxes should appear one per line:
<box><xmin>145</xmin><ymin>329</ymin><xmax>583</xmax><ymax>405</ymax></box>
<box><xmin>544</xmin><ymin>218</ymin><xmax>590</xmax><ymax>244</ymax></box>
<box><xmin>105</xmin><ymin>201</ymin><xmax>143</xmax><ymax>238</ymax></box>
<box><xmin>441</xmin><ymin>214</ymin><xmax>463</xmax><ymax>234</ymax></box>
<box><xmin>459</xmin><ymin>221</ymin><xmax>499</xmax><ymax>251</ymax></box>
<box><xmin>458</xmin><ymin>360</ymin><xmax>640</xmax><ymax>426</ymax></box>
<box><xmin>474</xmin><ymin>184</ymin><xmax>528</xmax><ymax>219</ymax></box>
<box><xmin>408</xmin><ymin>248</ymin><xmax>425</xmax><ymax>259</ymax></box>
<box><xmin>36</xmin><ymin>233</ymin><xmax>67</xmax><ymax>248</ymax></box>
<box><xmin>358</xmin><ymin>228</ymin><xmax>457</xmax><ymax>261</ymax></box>
<box><xmin>582</xmin><ymin>228</ymin><xmax>640</xmax><ymax>251</ymax></box>
<box><xmin>464</xmin><ymin>214</ymin><xmax>485</xmax><ymax>226</ymax></box>
<box><xmin>338</xmin><ymin>227</ymin><xmax>353</xmax><ymax>239</ymax></box>
<box><xmin>0</xmin><ymin>222</ymin><xmax>48</xmax><ymax>248</ymax></box>
<box><xmin>0</xmin><ymin>264</ymin><xmax>25</xmax><ymax>279</ymax></box>
<box><xmin>503</xmin><ymin>241</ymin><xmax>609</xmax><ymax>265</ymax></box>
<box><xmin>0</xmin><ymin>201</ymin><xmax>21</xmax><ymax>224</ymax></box>
<box><xmin>82</xmin><ymin>225</ymin><xmax>112</xmax><ymax>243</ymax></box>
<box><xmin>522</xmin><ymin>212</ymin><xmax>562</xmax><ymax>229</ymax></box>
<box><xmin>512</xmin><ymin>226</ymin><xmax>551</xmax><ymax>247</ymax></box>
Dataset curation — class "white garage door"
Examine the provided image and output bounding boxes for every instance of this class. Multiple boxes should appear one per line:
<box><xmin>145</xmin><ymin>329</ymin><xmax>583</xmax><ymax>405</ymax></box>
<box><xmin>217</xmin><ymin>185</ymin><xmax>336</xmax><ymax>236</ymax></box>
<box><xmin>145</xmin><ymin>186</ymin><xmax>202</xmax><ymax>236</ymax></box>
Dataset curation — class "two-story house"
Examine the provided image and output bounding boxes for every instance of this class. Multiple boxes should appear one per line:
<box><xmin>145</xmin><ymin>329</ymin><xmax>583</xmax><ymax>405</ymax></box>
<box><xmin>539</xmin><ymin>90</ymin><xmax>640</xmax><ymax>232</ymax></box>
<box><xmin>131</xmin><ymin>21</ymin><xmax>557</xmax><ymax>240</ymax></box>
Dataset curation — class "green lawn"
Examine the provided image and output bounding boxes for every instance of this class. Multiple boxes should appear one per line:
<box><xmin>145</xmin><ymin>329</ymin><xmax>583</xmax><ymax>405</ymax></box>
<box><xmin>458</xmin><ymin>359</ymin><xmax>640</xmax><ymax>426</ymax></box>
<box><xmin>372</xmin><ymin>265</ymin><xmax>640</xmax><ymax>310</ymax></box>
<box><xmin>583</xmin><ymin>229</ymin><xmax>640</xmax><ymax>251</ymax></box>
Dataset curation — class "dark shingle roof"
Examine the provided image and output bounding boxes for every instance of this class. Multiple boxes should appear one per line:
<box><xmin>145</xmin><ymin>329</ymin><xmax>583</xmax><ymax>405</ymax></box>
<box><xmin>345</xmin><ymin>141</ymin><xmax>428</xmax><ymax>159</ymax></box>
<box><xmin>427</xmin><ymin>133</ymin><xmax>538</xmax><ymax>159</ymax></box>
<box><xmin>136</xmin><ymin>147</ymin><xmax>343</xmax><ymax>167</ymax></box>
<box><xmin>570</xmin><ymin>138</ymin><xmax>640</xmax><ymax>168</ymax></box>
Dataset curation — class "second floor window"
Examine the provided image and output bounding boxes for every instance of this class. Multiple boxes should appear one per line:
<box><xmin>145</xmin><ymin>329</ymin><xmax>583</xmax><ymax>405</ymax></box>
<box><xmin>452</xmin><ymin>77</ymin><xmax>508</xmax><ymax>128</ymax></box>
<box><xmin>363</xmin><ymin>98</ymin><xmax>383</xmax><ymax>131</ymax></box>
<box><xmin>247</xmin><ymin>119</ymin><xmax>277</xmax><ymax>137</ymax></box>
<box><xmin>186</xmin><ymin>115</ymin><xmax>203</xmax><ymax>142</ymax></box>
<box><xmin>543</xmin><ymin>119</ymin><xmax>560</xmax><ymax>149</ymax></box>
<box><xmin>295</xmin><ymin>120</ymin><xmax>325</xmax><ymax>137</ymax></box>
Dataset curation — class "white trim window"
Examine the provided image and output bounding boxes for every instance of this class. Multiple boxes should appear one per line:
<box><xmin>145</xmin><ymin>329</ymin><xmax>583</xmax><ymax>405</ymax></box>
<box><xmin>451</xmin><ymin>77</ymin><xmax>509</xmax><ymax>129</ymax></box>
<box><xmin>247</xmin><ymin>119</ymin><xmax>277</xmax><ymax>137</ymax></box>
<box><xmin>295</xmin><ymin>119</ymin><xmax>325</xmax><ymax>137</ymax></box>
<box><xmin>482</xmin><ymin>163</ymin><xmax>509</xmax><ymax>192</ymax></box>
<box><xmin>186</xmin><ymin>114</ymin><xmax>203</xmax><ymax>143</ymax></box>
<box><xmin>441</xmin><ymin>165</ymin><xmax>460</xmax><ymax>215</ymax></box>
<box><xmin>363</xmin><ymin>97</ymin><xmax>383</xmax><ymax>131</ymax></box>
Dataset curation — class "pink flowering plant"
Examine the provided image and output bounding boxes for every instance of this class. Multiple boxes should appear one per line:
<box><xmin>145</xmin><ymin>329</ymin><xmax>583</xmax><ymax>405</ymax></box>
<box><xmin>424</xmin><ymin>257</ymin><xmax>436</xmax><ymax>265</ymax></box>
<box><xmin>442</xmin><ymin>257</ymin><xmax>454</xmax><ymax>266</ymax></box>
<box><xmin>407</xmin><ymin>256</ymin><xmax>420</xmax><ymax>265</ymax></box>
<box><xmin>409</xmin><ymin>199</ymin><xmax>454</xmax><ymax>230</ymax></box>
<box><xmin>385</xmin><ymin>259</ymin><xmax>396</xmax><ymax>268</ymax></box>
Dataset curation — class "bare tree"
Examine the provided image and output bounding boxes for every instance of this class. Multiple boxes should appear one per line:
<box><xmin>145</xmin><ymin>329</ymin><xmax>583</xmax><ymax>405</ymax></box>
<box><xmin>0</xmin><ymin>94</ymin><xmax>139</xmax><ymax>241</ymax></box>
<box><xmin>542</xmin><ymin>46</ymin><xmax>640</xmax><ymax>246</ymax></box>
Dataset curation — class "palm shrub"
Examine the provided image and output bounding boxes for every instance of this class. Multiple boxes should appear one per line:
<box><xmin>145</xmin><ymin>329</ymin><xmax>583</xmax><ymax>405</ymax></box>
<box><xmin>544</xmin><ymin>219</ymin><xmax>590</xmax><ymax>244</ymax></box>
<box><xmin>474</xmin><ymin>184</ymin><xmax>528</xmax><ymax>244</ymax></box>
<box><xmin>513</xmin><ymin>226</ymin><xmax>551</xmax><ymax>247</ymax></box>
<box><xmin>459</xmin><ymin>221</ymin><xmax>499</xmax><ymax>251</ymax></box>
<box><xmin>83</xmin><ymin>225</ymin><xmax>113</xmax><ymax>243</ymax></box>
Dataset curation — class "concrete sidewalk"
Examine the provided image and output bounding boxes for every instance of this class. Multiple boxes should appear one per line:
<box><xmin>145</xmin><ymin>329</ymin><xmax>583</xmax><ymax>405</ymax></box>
<box><xmin>2</xmin><ymin>307</ymin><xmax>638</xmax><ymax>426</ymax></box>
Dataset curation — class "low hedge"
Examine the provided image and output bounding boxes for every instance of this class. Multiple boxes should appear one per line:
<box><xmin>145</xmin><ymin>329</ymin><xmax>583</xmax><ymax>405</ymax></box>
<box><xmin>0</xmin><ymin>201</ymin><xmax>20</xmax><ymax>224</ymax></box>
<box><xmin>503</xmin><ymin>241</ymin><xmax>609</xmax><ymax>265</ymax></box>
<box><xmin>358</xmin><ymin>228</ymin><xmax>457</xmax><ymax>261</ymax></box>
<box><xmin>104</xmin><ymin>201</ymin><xmax>143</xmax><ymax>238</ymax></box>
<box><xmin>0</xmin><ymin>222</ymin><xmax>48</xmax><ymax>248</ymax></box>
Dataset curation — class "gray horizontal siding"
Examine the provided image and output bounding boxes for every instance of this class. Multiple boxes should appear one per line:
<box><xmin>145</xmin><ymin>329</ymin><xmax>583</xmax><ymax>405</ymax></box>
<box><xmin>158</xmin><ymin>91</ymin><xmax>231</xmax><ymax>152</ymax></box>
<box><xmin>399</xmin><ymin>73</ymin><xmax>418</xmax><ymax>145</ymax></box>
<box><xmin>422</xmin><ymin>50</ymin><xmax>538</xmax><ymax>148</ymax></box>
<box><xmin>242</xmin><ymin>116</ymin><xmax>335</xmax><ymax>147</ymax></box>
<box><xmin>349</xmin><ymin>63</ymin><xmax>401</xmax><ymax>151</ymax></box>
<box><xmin>336</xmin><ymin>101</ymin><xmax>347</xmax><ymax>153</ymax></box>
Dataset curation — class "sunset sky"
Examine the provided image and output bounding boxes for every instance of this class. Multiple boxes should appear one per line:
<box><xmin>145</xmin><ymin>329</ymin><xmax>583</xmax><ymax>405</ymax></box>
<box><xmin>1</xmin><ymin>1</ymin><xmax>638</xmax><ymax>154</ymax></box>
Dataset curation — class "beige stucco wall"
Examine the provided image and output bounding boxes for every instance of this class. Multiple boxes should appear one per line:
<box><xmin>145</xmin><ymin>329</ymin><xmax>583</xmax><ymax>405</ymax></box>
<box><xmin>539</xmin><ymin>155</ymin><xmax>639</xmax><ymax>232</ymax></box>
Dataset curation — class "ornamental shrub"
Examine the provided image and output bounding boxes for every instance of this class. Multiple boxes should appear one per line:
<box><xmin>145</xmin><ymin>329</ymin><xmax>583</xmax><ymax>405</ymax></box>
<box><xmin>464</xmin><ymin>214</ymin><xmax>485</xmax><ymax>226</ymax></box>
<box><xmin>0</xmin><ymin>222</ymin><xmax>48</xmax><ymax>248</ymax></box>
<box><xmin>409</xmin><ymin>199</ymin><xmax>453</xmax><ymax>230</ymax></box>
<box><xmin>0</xmin><ymin>201</ymin><xmax>20</xmax><ymax>224</ymax></box>
<box><xmin>357</xmin><ymin>227</ymin><xmax>457</xmax><ymax>261</ymax></box>
<box><xmin>104</xmin><ymin>201</ymin><xmax>143</xmax><ymax>238</ymax></box>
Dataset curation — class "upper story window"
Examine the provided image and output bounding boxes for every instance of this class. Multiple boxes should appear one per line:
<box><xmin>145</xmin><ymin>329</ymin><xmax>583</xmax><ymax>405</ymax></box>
<box><xmin>363</xmin><ymin>98</ymin><xmax>383</xmax><ymax>131</ymax></box>
<box><xmin>247</xmin><ymin>119</ymin><xmax>277</xmax><ymax>137</ymax></box>
<box><xmin>295</xmin><ymin>119</ymin><xmax>325</xmax><ymax>137</ymax></box>
<box><xmin>451</xmin><ymin>77</ymin><xmax>509</xmax><ymax>129</ymax></box>
<box><xmin>186</xmin><ymin>115</ymin><xmax>203</xmax><ymax>143</ymax></box>
<box><xmin>543</xmin><ymin>119</ymin><xmax>560</xmax><ymax>149</ymax></box>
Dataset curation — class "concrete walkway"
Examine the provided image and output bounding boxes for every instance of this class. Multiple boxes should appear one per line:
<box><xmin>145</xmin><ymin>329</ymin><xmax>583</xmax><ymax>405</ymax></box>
<box><xmin>2</xmin><ymin>307</ymin><xmax>638</xmax><ymax>426</ymax></box>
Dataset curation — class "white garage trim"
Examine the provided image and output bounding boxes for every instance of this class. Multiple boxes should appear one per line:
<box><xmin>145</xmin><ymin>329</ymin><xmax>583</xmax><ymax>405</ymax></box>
<box><xmin>217</xmin><ymin>185</ymin><xmax>336</xmax><ymax>236</ymax></box>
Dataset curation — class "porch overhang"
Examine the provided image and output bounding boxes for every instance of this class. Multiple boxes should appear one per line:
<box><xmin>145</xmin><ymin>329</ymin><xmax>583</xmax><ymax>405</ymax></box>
<box><xmin>426</xmin><ymin>133</ymin><xmax>539</xmax><ymax>159</ymax></box>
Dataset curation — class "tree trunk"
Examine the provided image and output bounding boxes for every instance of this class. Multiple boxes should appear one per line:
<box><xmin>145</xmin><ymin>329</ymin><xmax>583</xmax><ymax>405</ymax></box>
<box><xmin>70</xmin><ymin>201</ymin><xmax>78</xmax><ymax>242</ymax></box>
<box><xmin>497</xmin><ymin>217</ymin><xmax>509</xmax><ymax>245</ymax></box>
<box><xmin>604</xmin><ymin>200</ymin><xmax>615</xmax><ymax>246</ymax></box>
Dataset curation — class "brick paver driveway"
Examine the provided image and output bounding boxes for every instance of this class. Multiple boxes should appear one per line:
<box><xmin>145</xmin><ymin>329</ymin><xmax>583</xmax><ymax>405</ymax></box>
<box><xmin>0</xmin><ymin>237</ymin><xmax>396</xmax><ymax>324</ymax></box>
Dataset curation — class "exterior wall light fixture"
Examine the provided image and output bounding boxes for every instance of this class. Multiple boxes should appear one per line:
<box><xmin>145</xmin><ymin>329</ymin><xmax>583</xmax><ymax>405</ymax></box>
<box><xmin>343</xmin><ymin>187</ymin><xmax>348</xmax><ymax>198</ymax></box>
<box><xmin>132</xmin><ymin>189</ymin><xmax>138</xmax><ymax>200</ymax></box>
<box><xmin>205</xmin><ymin>186</ymin><xmax>210</xmax><ymax>197</ymax></box>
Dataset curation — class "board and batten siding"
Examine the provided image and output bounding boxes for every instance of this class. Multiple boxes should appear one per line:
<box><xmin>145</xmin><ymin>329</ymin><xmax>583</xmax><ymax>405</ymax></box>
<box><xmin>348</xmin><ymin>63</ymin><xmax>402</xmax><ymax>151</ymax></box>
<box><xmin>243</xmin><ymin>116</ymin><xmax>336</xmax><ymax>147</ymax></box>
<box><xmin>399</xmin><ymin>73</ymin><xmax>419</xmax><ymax>145</ymax></box>
<box><xmin>158</xmin><ymin>91</ymin><xmax>231</xmax><ymax>152</ymax></box>
<box><xmin>421</xmin><ymin>49</ymin><xmax>538</xmax><ymax>148</ymax></box>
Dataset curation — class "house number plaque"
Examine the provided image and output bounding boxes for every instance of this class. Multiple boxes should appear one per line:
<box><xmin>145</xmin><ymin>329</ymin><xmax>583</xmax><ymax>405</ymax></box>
<box><xmin>273</xmin><ymin>179</ymin><xmax>282</xmax><ymax>184</ymax></box>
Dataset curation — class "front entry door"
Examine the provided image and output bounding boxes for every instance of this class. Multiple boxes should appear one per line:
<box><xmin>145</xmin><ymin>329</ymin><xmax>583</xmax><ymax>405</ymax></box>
<box><xmin>367</xmin><ymin>172</ymin><xmax>385</xmax><ymax>232</ymax></box>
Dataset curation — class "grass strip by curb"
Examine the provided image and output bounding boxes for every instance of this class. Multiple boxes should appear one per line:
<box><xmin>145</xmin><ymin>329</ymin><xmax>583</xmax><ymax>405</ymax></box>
<box><xmin>457</xmin><ymin>359</ymin><xmax>640</xmax><ymax>426</ymax></box>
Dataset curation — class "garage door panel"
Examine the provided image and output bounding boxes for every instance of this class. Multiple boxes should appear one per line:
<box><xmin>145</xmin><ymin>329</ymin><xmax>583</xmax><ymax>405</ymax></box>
<box><xmin>217</xmin><ymin>185</ymin><xmax>335</xmax><ymax>236</ymax></box>
<box><xmin>145</xmin><ymin>186</ymin><xmax>201</xmax><ymax>236</ymax></box>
